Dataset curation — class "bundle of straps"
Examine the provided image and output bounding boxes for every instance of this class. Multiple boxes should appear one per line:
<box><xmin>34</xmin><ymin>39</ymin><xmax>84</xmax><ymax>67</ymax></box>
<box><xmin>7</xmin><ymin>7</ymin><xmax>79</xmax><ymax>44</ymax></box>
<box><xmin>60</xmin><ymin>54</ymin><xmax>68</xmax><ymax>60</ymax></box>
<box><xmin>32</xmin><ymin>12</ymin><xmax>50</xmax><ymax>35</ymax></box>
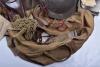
<box><xmin>0</xmin><ymin>0</ymin><xmax>94</xmax><ymax>66</ymax></box>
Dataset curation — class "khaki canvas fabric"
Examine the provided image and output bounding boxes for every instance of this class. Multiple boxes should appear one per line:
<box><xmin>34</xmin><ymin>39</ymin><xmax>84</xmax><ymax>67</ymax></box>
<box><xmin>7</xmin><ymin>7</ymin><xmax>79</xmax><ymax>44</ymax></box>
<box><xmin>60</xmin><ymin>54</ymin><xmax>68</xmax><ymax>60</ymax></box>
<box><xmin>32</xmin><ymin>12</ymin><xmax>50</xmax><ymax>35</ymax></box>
<box><xmin>0</xmin><ymin>15</ymin><xmax>12</xmax><ymax>40</ymax></box>
<box><xmin>6</xmin><ymin>8</ymin><xmax>94</xmax><ymax>65</ymax></box>
<box><xmin>81</xmin><ymin>0</ymin><xmax>96</xmax><ymax>7</ymax></box>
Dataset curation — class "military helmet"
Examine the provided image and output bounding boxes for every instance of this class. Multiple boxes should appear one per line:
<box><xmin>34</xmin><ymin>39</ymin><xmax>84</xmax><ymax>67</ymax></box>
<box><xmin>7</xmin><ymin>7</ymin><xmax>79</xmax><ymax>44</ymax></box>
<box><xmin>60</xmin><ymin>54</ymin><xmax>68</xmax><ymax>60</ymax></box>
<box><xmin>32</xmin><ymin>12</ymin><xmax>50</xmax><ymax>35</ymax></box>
<box><xmin>39</xmin><ymin>0</ymin><xmax>78</xmax><ymax>19</ymax></box>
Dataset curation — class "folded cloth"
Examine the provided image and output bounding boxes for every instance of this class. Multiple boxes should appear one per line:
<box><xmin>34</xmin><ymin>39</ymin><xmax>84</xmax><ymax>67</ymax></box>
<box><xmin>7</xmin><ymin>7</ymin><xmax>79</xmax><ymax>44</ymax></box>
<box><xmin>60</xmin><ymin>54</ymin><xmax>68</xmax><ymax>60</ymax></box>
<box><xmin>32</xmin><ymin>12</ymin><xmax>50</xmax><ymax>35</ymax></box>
<box><xmin>81</xmin><ymin>0</ymin><xmax>96</xmax><ymax>7</ymax></box>
<box><xmin>81</xmin><ymin>0</ymin><xmax>100</xmax><ymax>16</ymax></box>
<box><xmin>0</xmin><ymin>15</ymin><xmax>12</xmax><ymax>41</ymax></box>
<box><xmin>90</xmin><ymin>0</ymin><xmax>100</xmax><ymax>12</ymax></box>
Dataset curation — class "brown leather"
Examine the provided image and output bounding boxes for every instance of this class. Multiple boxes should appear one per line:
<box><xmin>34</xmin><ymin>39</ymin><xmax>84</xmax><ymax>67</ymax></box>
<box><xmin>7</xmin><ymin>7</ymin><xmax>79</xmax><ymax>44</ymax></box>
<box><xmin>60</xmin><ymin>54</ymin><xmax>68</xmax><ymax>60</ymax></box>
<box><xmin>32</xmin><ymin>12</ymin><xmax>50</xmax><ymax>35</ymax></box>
<box><xmin>21</xmin><ymin>0</ymin><xmax>37</xmax><ymax>10</ymax></box>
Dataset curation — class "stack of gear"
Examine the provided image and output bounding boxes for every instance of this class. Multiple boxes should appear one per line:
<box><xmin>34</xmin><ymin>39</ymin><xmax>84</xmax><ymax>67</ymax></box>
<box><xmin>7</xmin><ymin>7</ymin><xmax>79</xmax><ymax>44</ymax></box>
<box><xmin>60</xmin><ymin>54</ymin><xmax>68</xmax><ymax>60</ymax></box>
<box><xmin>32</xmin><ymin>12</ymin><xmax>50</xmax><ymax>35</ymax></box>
<box><xmin>0</xmin><ymin>0</ymin><xmax>94</xmax><ymax>65</ymax></box>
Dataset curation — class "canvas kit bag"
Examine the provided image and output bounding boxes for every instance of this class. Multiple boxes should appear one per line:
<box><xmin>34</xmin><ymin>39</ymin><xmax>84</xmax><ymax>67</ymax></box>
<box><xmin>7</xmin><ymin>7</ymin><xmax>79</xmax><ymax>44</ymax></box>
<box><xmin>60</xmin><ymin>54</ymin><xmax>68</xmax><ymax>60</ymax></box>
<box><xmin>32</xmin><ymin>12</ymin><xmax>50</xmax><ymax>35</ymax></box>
<box><xmin>0</xmin><ymin>0</ymin><xmax>94</xmax><ymax>65</ymax></box>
